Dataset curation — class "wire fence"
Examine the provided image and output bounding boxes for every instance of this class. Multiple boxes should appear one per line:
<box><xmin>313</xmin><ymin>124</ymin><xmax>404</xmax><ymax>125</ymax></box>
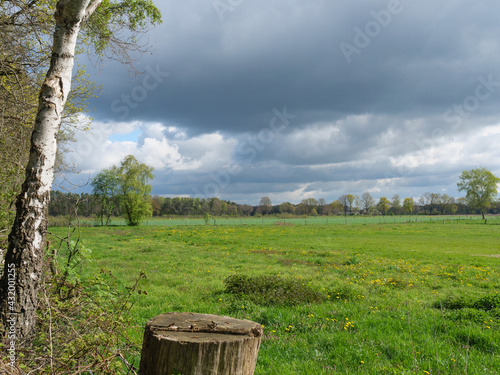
<box><xmin>73</xmin><ymin>215</ymin><xmax>499</xmax><ymax>228</ymax></box>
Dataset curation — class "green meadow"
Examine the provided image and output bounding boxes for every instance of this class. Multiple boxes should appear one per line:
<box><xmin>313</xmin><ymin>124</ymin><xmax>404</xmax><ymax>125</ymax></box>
<box><xmin>49</xmin><ymin>218</ymin><xmax>500</xmax><ymax>374</ymax></box>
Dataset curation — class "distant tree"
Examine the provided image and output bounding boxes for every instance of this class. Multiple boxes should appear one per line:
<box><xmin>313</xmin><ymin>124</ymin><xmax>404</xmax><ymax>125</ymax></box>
<box><xmin>430</xmin><ymin>193</ymin><xmax>441</xmax><ymax>214</ymax></box>
<box><xmin>338</xmin><ymin>195</ymin><xmax>349</xmax><ymax>216</ymax></box>
<box><xmin>117</xmin><ymin>155</ymin><xmax>154</xmax><ymax>226</ymax></box>
<box><xmin>346</xmin><ymin>194</ymin><xmax>356</xmax><ymax>214</ymax></box>
<box><xmin>390</xmin><ymin>194</ymin><xmax>402</xmax><ymax>215</ymax></box>
<box><xmin>91</xmin><ymin>167</ymin><xmax>121</xmax><ymax>225</ymax></box>
<box><xmin>403</xmin><ymin>197</ymin><xmax>414</xmax><ymax>215</ymax></box>
<box><xmin>259</xmin><ymin>196</ymin><xmax>272</xmax><ymax>215</ymax></box>
<box><xmin>295</xmin><ymin>203</ymin><xmax>307</xmax><ymax>215</ymax></box>
<box><xmin>151</xmin><ymin>195</ymin><xmax>163</xmax><ymax>216</ymax></box>
<box><xmin>440</xmin><ymin>194</ymin><xmax>457</xmax><ymax>215</ymax></box>
<box><xmin>318</xmin><ymin>198</ymin><xmax>332</xmax><ymax>215</ymax></box>
<box><xmin>457</xmin><ymin>167</ymin><xmax>500</xmax><ymax>219</ymax></box>
<box><xmin>491</xmin><ymin>200</ymin><xmax>500</xmax><ymax>214</ymax></box>
<box><xmin>361</xmin><ymin>192</ymin><xmax>375</xmax><ymax>214</ymax></box>
<box><xmin>419</xmin><ymin>192</ymin><xmax>432</xmax><ymax>214</ymax></box>
<box><xmin>300</xmin><ymin>198</ymin><xmax>318</xmax><ymax>215</ymax></box>
<box><xmin>209</xmin><ymin>198</ymin><xmax>222</xmax><ymax>216</ymax></box>
<box><xmin>227</xmin><ymin>203</ymin><xmax>238</xmax><ymax>216</ymax></box>
<box><xmin>456</xmin><ymin>197</ymin><xmax>468</xmax><ymax>214</ymax></box>
<box><xmin>220</xmin><ymin>200</ymin><xmax>228</xmax><ymax>215</ymax></box>
<box><xmin>239</xmin><ymin>204</ymin><xmax>254</xmax><ymax>216</ymax></box>
<box><xmin>377</xmin><ymin>197</ymin><xmax>390</xmax><ymax>216</ymax></box>
<box><xmin>279</xmin><ymin>202</ymin><xmax>296</xmax><ymax>214</ymax></box>
<box><xmin>330</xmin><ymin>200</ymin><xmax>344</xmax><ymax>215</ymax></box>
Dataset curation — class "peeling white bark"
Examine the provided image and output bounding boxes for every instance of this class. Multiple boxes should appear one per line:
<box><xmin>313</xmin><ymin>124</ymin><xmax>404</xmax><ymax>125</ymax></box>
<box><xmin>0</xmin><ymin>0</ymin><xmax>104</xmax><ymax>341</ymax></box>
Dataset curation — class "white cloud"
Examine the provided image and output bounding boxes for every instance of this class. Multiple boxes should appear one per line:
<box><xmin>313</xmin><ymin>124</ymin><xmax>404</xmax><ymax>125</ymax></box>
<box><xmin>64</xmin><ymin>118</ymin><xmax>238</xmax><ymax>175</ymax></box>
<box><xmin>60</xmin><ymin>111</ymin><xmax>500</xmax><ymax>205</ymax></box>
<box><xmin>137</xmin><ymin>138</ymin><xmax>184</xmax><ymax>170</ymax></box>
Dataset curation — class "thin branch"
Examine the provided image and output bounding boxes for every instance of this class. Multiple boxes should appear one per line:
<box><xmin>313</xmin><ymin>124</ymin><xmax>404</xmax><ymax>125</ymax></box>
<box><xmin>42</xmin><ymin>286</ymin><xmax>55</xmax><ymax>374</ymax></box>
<box><xmin>116</xmin><ymin>352</ymin><xmax>139</xmax><ymax>375</ymax></box>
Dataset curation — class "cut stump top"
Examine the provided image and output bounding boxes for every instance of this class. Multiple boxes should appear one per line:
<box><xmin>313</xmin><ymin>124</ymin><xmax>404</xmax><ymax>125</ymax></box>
<box><xmin>146</xmin><ymin>312</ymin><xmax>263</xmax><ymax>343</ymax></box>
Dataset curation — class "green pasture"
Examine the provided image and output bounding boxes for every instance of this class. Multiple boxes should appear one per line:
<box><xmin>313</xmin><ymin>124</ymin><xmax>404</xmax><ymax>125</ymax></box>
<box><xmin>48</xmin><ymin>219</ymin><xmax>500</xmax><ymax>374</ymax></box>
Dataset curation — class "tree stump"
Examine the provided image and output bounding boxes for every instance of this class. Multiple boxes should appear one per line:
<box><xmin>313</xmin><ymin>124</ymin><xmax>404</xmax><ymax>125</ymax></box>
<box><xmin>139</xmin><ymin>312</ymin><xmax>263</xmax><ymax>375</ymax></box>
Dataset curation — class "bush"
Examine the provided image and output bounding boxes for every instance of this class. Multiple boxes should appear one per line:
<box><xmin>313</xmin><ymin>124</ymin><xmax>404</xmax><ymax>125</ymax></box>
<box><xmin>436</xmin><ymin>295</ymin><xmax>471</xmax><ymax>310</ymax></box>
<box><xmin>224</xmin><ymin>274</ymin><xmax>325</xmax><ymax>306</ymax></box>
<box><xmin>473</xmin><ymin>294</ymin><xmax>500</xmax><ymax>311</ymax></box>
<box><xmin>435</xmin><ymin>293</ymin><xmax>500</xmax><ymax>311</ymax></box>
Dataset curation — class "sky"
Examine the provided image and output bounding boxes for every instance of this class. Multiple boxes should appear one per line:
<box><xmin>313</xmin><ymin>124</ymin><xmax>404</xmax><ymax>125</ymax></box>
<box><xmin>60</xmin><ymin>0</ymin><xmax>500</xmax><ymax>205</ymax></box>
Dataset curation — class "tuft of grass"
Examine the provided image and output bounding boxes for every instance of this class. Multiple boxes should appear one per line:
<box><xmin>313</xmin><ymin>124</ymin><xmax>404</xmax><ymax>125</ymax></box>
<box><xmin>224</xmin><ymin>274</ymin><xmax>325</xmax><ymax>306</ymax></box>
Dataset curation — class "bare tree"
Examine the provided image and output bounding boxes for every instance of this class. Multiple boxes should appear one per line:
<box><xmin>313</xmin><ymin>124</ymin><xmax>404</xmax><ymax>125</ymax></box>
<box><xmin>361</xmin><ymin>192</ymin><xmax>375</xmax><ymax>214</ymax></box>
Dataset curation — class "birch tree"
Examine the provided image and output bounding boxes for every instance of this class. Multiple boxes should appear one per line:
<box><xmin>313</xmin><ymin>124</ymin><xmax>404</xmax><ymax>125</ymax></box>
<box><xmin>0</xmin><ymin>0</ymin><xmax>161</xmax><ymax>342</ymax></box>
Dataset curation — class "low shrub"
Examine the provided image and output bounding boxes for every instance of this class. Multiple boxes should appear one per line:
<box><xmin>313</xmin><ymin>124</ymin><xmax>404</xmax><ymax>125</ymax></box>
<box><xmin>224</xmin><ymin>274</ymin><xmax>325</xmax><ymax>306</ymax></box>
<box><xmin>435</xmin><ymin>293</ymin><xmax>500</xmax><ymax>311</ymax></box>
<box><xmin>473</xmin><ymin>294</ymin><xmax>500</xmax><ymax>311</ymax></box>
<box><xmin>436</xmin><ymin>295</ymin><xmax>471</xmax><ymax>310</ymax></box>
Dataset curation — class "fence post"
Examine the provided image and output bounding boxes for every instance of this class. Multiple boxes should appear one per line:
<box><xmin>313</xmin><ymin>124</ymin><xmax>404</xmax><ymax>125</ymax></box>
<box><xmin>139</xmin><ymin>312</ymin><xmax>263</xmax><ymax>375</ymax></box>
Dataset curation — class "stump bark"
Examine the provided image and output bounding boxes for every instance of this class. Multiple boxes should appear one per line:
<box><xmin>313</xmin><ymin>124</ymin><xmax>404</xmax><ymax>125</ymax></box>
<box><xmin>139</xmin><ymin>312</ymin><xmax>263</xmax><ymax>375</ymax></box>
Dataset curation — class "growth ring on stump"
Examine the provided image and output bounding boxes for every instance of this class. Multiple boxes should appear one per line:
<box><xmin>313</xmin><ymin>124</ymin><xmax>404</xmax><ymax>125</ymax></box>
<box><xmin>139</xmin><ymin>312</ymin><xmax>263</xmax><ymax>375</ymax></box>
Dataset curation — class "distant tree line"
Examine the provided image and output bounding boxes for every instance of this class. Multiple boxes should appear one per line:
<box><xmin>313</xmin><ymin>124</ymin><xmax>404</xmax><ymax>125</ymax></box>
<box><xmin>49</xmin><ymin>190</ymin><xmax>500</xmax><ymax>221</ymax></box>
<box><xmin>48</xmin><ymin>167</ymin><xmax>500</xmax><ymax>223</ymax></box>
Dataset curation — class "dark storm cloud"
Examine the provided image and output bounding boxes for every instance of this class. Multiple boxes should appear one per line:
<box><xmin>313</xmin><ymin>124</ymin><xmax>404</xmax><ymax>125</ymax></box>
<box><xmin>88</xmin><ymin>0</ymin><xmax>500</xmax><ymax>135</ymax></box>
<box><xmin>66</xmin><ymin>0</ymin><xmax>500</xmax><ymax>203</ymax></box>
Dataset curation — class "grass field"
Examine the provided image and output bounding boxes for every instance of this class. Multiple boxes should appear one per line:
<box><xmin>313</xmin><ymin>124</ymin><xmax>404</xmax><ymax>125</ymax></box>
<box><xmin>48</xmin><ymin>218</ymin><xmax>500</xmax><ymax>374</ymax></box>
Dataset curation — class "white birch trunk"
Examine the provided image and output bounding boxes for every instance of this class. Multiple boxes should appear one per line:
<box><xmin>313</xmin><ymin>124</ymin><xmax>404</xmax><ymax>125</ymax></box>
<box><xmin>0</xmin><ymin>0</ymin><xmax>102</xmax><ymax>342</ymax></box>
